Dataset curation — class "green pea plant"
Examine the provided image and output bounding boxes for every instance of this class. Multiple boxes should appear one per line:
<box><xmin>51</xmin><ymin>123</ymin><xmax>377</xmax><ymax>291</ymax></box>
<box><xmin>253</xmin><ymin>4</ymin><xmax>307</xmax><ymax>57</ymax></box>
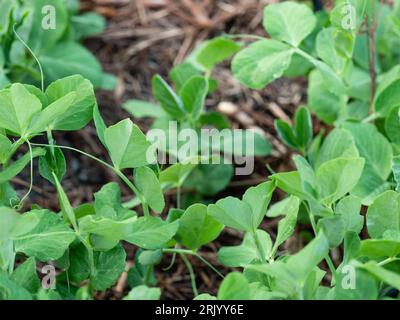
<box><xmin>1</xmin><ymin>0</ymin><xmax>400</xmax><ymax>301</ymax></box>
<box><xmin>0</xmin><ymin>0</ymin><xmax>115</xmax><ymax>90</ymax></box>
<box><xmin>123</xmin><ymin>40</ymin><xmax>272</xmax><ymax>201</ymax></box>
<box><xmin>185</xmin><ymin>0</ymin><xmax>400</xmax><ymax>300</ymax></box>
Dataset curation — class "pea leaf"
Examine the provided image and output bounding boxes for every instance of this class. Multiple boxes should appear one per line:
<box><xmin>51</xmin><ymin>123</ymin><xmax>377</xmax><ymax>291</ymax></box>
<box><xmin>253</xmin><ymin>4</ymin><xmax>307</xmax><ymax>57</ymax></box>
<box><xmin>217</xmin><ymin>272</ymin><xmax>250</xmax><ymax>300</ymax></box>
<box><xmin>39</xmin><ymin>147</ymin><xmax>66</xmax><ymax>185</ymax></box>
<box><xmin>45</xmin><ymin>75</ymin><xmax>96</xmax><ymax>131</ymax></box>
<box><xmin>263</xmin><ymin>2</ymin><xmax>316</xmax><ymax>47</ymax></box>
<box><xmin>232</xmin><ymin>40</ymin><xmax>294</xmax><ymax>89</ymax></box>
<box><xmin>355</xmin><ymin>261</ymin><xmax>400</xmax><ymax>291</ymax></box>
<box><xmin>179</xmin><ymin>75</ymin><xmax>208</xmax><ymax>120</ymax></box>
<box><xmin>317</xmin><ymin>215</ymin><xmax>345</xmax><ymax>248</ymax></box>
<box><xmin>366</xmin><ymin>191</ymin><xmax>400</xmax><ymax>239</ymax></box>
<box><xmin>315</xmin><ymin>128</ymin><xmax>359</xmax><ymax>168</ymax></box>
<box><xmin>104</xmin><ymin>119</ymin><xmax>153</xmax><ymax>170</ymax></box>
<box><xmin>10</xmin><ymin>257</ymin><xmax>40</xmax><ymax>293</ymax></box>
<box><xmin>0</xmin><ymin>271</ymin><xmax>32</xmax><ymax>300</ymax></box>
<box><xmin>0</xmin><ymin>83</ymin><xmax>41</xmax><ymax>136</ymax></box>
<box><xmin>208</xmin><ymin>196</ymin><xmax>253</xmax><ymax>232</ymax></box>
<box><xmin>243</xmin><ymin>181</ymin><xmax>275</xmax><ymax>229</ymax></box>
<box><xmin>175</xmin><ymin>204</ymin><xmax>223</xmax><ymax>250</ymax></box>
<box><xmin>134</xmin><ymin>167</ymin><xmax>165</xmax><ymax>213</ymax></box>
<box><xmin>335</xmin><ymin>195</ymin><xmax>364</xmax><ymax>234</ymax></box>
<box><xmin>123</xmin><ymin>285</ymin><xmax>161</xmax><ymax>300</ymax></box>
<box><xmin>360</xmin><ymin>238</ymin><xmax>400</xmax><ymax>258</ymax></box>
<box><xmin>271</xmin><ymin>196</ymin><xmax>300</xmax><ymax>254</ymax></box>
<box><xmin>316</xmin><ymin>157</ymin><xmax>365</xmax><ymax>206</ymax></box>
<box><xmin>124</xmin><ymin>217</ymin><xmax>179</xmax><ymax>250</ymax></box>
<box><xmin>123</xmin><ymin>100</ymin><xmax>166</xmax><ymax>119</ymax></box>
<box><xmin>13</xmin><ymin>210</ymin><xmax>76</xmax><ymax>261</ymax></box>
<box><xmin>152</xmin><ymin>75</ymin><xmax>185</xmax><ymax>120</ymax></box>
<box><xmin>193</xmin><ymin>37</ymin><xmax>241</xmax><ymax>71</ymax></box>
<box><xmin>344</xmin><ymin>122</ymin><xmax>393</xmax><ymax>204</ymax></box>
<box><xmin>218</xmin><ymin>230</ymin><xmax>272</xmax><ymax>267</ymax></box>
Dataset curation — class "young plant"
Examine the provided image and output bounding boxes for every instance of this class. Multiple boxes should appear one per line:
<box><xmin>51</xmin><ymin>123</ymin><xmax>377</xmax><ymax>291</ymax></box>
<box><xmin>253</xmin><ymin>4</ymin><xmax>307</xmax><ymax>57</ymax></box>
<box><xmin>0</xmin><ymin>0</ymin><xmax>115</xmax><ymax>90</ymax></box>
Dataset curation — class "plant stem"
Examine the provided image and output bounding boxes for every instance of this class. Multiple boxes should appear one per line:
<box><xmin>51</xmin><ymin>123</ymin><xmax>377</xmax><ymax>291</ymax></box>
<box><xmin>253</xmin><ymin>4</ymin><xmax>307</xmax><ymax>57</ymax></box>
<box><xmin>180</xmin><ymin>253</ymin><xmax>198</xmax><ymax>297</ymax></box>
<box><xmin>223</xmin><ymin>33</ymin><xmax>267</xmax><ymax>41</ymax></box>
<box><xmin>4</xmin><ymin>137</ymin><xmax>25</xmax><ymax>167</ymax></box>
<box><xmin>367</xmin><ymin>1</ymin><xmax>377</xmax><ymax>114</ymax></box>
<box><xmin>176</xmin><ymin>184</ymin><xmax>181</xmax><ymax>209</ymax></box>
<box><xmin>377</xmin><ymin>257</ymin><xmax>400</xmax><ymax>267</ymax></box>
<box><xmin>162</xmin><ymin>248</ymin><xmax>224</xmax><ymax>278</ymax></box>
<box><xmin>30</xmin><ymin>142</ymin><xmax>148</xmax><ymax>215</ymax></box>
<box><xmin>306</xmin><ymin>203</ymin><xmax>337</xmax><ymax>284</ymax></box>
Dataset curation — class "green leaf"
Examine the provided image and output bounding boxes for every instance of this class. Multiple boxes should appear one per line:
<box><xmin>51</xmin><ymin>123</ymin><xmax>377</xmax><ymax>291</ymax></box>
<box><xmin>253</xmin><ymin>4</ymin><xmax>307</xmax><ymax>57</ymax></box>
<box><xmin>138</xmin><ymin>250</ymin><xmax>163</xmax><ymax>266</ymax></box>
<box><xmin>194</xmin><ymin>37</ymin><xmax>241</xmax><ymax>70</ymax></box>
<box><xmin>317</xmin><ymin>215</ymin><xmax>345</xmax><ymax>248</ymax></box>
<box><xmin>232</xmin><ymin>40</ymin><xmax>294</xmax><ymax>89</ymax></box>
<box><xmin>275</xmin><ymin>120</ymin><xmax>298</xmax><ymax>149</ymax></box>
<box><xmin>218</xmin><ymin>230</ymin><xmax>272</xmax><ymax>267</ymax></box>
<box><xmin>134</xmin><ymin>167</ymin><xmax>165</xmax><ymax>213</ymax></box>
<box><xmin>159</xmin><ymin>162</ymin><xmax>197</xmax><ymax>189</ymax></box>
<box><xmin>307</xmin><ymin>69</ymin><xmax>341</xmax><ymax>124</ymax></box>
<box><xmin>198</xmin><ymin>112</ymin><xmax>230</xmax><ymax>129</ymax></box>
<box><xmin>68</xmin><ymin>243</ymin><xmax>126</xmax><ymax>291</ymax></box>
<box><xmin>175</xmin><ymin>204</ymin><xmax>223</xmax><ymax>250</ymax></box>
<box><xmin>123</xmin><ymin>100</ymin><xmax>166</xmax><ymax>119</ymax></box>
<box><xmin>243</xmin><ymin>181</ymin><xmax>275</xmax><ymax>229</ymax></box>
<box><xmin>366</xmin><ymin>191</ymin><xmax>400</xmax><ymax>239</ymax></box>
<box><xmin>0</xmin><ymin>83</ymin><xmax>41</xmax><ymax>136</ymax></box>
<box><xmin>71</xmin><ymin>12</ymin><xmax>106</xmax><ymax>40</ymax></box>
<box><xmin>355</xmin><ymin>261</ymin><xmax>400</xmax><ymax>291</ymax></box>
<box><xmin>45</xmin><ymin>75</ymin><xmax>96</xmax><ymax>131</ymax></box>
<box><xmin>94</xmin><ymin>182</ymin><xmax>133</xmax><ymax>219</ymax></box>
<box><xmin>0</xmin><ymin>134</ymin><xmax>12</xmax><ymax>164</ymax></box>
<box><xmin>29</xmin><ymin>92</ymin><xmax>77</xmax><ymax>133</ymax></box>
<box><xmin>385</xmin><ymin>106</ymin><xmax>400</xmax><ymax>144</ymax></box>
<box><xmin>53</xmin><ymin>173</ymin><xmax>78</xmax><ymax>230</ymax></box>
<box><xmin>13</xmin><ymin>210</ymin><xmax>75</xmax><ymax>261</ymax></box>
<box><xmin>10</xmin><ymin>257</ymin><xmax>40</xmax><ymax>293</ymax></box>
<box><xmin>335</xmin><ymin>268</ymin><xmax>378</xmax><ymax>300</ymax></box>
<box><xmin>374</xmin><ymin>66</ymin><xmax>400</xmax><ymax>116</ymax></box>
<box><xmin>208</xmin><ymin>196</ymin><xmax>253</xmax><ymax>232</ymax></box>
<box><xmin>41</xmin><ymin>42</ymin><xmax>105</xmax><ymax>88</ymax></box>
<box><xmin>184</xmin><ymin>163</ymin><xmax>233</xmax><ymax>196</ymax></box>
<box><xmin>335</xmin><ymin>195</ymin><xmax>364</xmax><ymax>234</ymax></box>
<box><xmin>152</xmin><ymin>75</ymin><xmax>185</xmax><ymax>120</ymax></box>
<box><xmin>123</xmin><ymin>285</ymin><xmax>161</xmax><ymax>300</ymax></box>
<box><xmin>360</xmin><ymin>238</ymin><xmax>400</xmax><ymax>258</ymax></box>
<box><xmin>271</xmin><ymin>196</ymin><xmax>300</xmax><ymax>254</ymax></box>
<box><xmin>91</xmin><ymin>244</ymin><xmax>126</xmax><ymax>291</ymax></box>
<box><xmin>179</xmin><ymin>75</ymin><xmax>208</xmax><ymax>120</ymax></box>
<box><xmin>0</xmin><ymin>271</ymin><xmax>32</xmax><ymax>300</ymax></box>
<box><xmin>93</xmin><ymin>103</ymin><xmax>106</xmax><ymax>147</ymax></box>
<box><xmin>39</xmin><ymin>147</ymin><xmax>66</xmax><ymax>185</ymax></box>
<box><xmin>124</xmin><ymin>217</ymin><xmax>179</xmax><ymax>250</ymax></box>
<box><xmin>393</xmin><ymin>155</ymin><xmax>400</xmax><ymax>192</ymax></box>
<box><xmin>316</xmin><ymin>157</ymin><xmax>365</xmax><ymax>206</ymax></box>
<box><xmin>315</xmin><ymin>128</ymin><xmax>359</xmax><ymax>168</ymax></box>
<box><xmin>263</xmin><ymin>2</ymin><xmax>316</xmax><ymax>47</ymax></box>
<box><xmin>286</xmin><ymin>232</ymin><xmax>329</xmax><ymax>282</ymax></box>
<box><xmin>345</xmin><ymin>122</ymin><xmax>393</xmax><ymax>204</ymax></box>
<box><xmin>294</xmin><ymin>107</ymin><xmax>313</xmax><ymax>150</ymax></box>
<box><xmin>104</xmin><ymin>119</ymin><xmax>152</xmax><ymax>170</ymax></box>
<box><xmin>0</xmin><ymin>148</ymin><xmax>45</xmax><ymax>184</ymax></box>
<box><xmin>217</xmin><ymin>272</ymin><xmax>250</xmax><ymax>300</ymax></box>
<box><xmin>316</xmin><ymin>28</ymin><xmax>346</xmax><ymax>71</ymax></box>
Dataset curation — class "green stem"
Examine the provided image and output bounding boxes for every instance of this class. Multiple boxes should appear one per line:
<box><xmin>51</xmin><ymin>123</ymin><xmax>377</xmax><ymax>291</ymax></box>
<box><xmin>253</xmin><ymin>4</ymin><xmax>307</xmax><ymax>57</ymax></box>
<box><xmin>306</xmin><ymin>203</ymin><xmax>337</xmax><ymax>285</ymax></box>
<box><xmin>180</xmin><ymin>253</ymin><xmax>198</xmax><ymax>297</ymax></box>
<box><xmin>18</xmin><ymin>140</ymin><xmax>34</xmax><ymax>207</ymax></box>
<box><xmin>377</xmin><ymin>257</ymin><xmax>400</xmax><ymax>267</ymax></box>
<box><xmin>176</xmin><ymin>184</ymin><xmax>181</xmax><ymax>209</ymax></box>
<box><xmin>30</xmin><ymin>142</ymin><xmax>148</xmax><ymax>215</ymax></box>
<box><xmin>162</xmin><ymin>248</ymin><xmax>224</xmax><ymax>278</ymax></box>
